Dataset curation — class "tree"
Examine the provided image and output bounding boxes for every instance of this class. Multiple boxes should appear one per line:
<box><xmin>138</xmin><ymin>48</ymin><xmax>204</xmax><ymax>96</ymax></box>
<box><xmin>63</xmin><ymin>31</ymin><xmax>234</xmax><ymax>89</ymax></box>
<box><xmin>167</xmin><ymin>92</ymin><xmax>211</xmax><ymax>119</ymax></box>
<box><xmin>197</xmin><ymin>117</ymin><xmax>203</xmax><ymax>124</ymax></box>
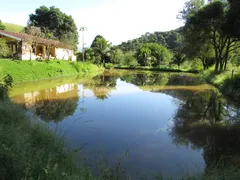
<box><xmin>91</xmin><ymin>36</ymin><xmax>111</xmax><ymax>67</ymax></box>
<box><xmin>0</xmin><ymin>39</ymin><xmax>10</xmax><ymax>57</ymax></box>
<box><xmin>136</xmin><ymin>43</ymin><xmax>173</xmax><ymax>67</ymax></box>
<box><xmin>28</xmin><ymin>6</ymin><xmax>78</xmax><ymax>49</ymax></box>
<box><xmin>118</xmin><ymin>29</ymin><xmax>182</xmax><ymax>52</ymax></box>
<box><xmin>171</xmin><ymin>52</ymin><xmax>186</xmax><ymax>70</ymax></box>
<box><xmin>90</xmin><ymin>35</ymin><xmax>104</xmax><ymax>48</ymax></box>
<box><xmin>109</xmin><ymin>47</ymin><xmax>124</xmax><ymax>64</ymax></box>
<box><xmin>183</xmin><ymin>1</ymin><xmax>240</xmax><ymax>72</ymax></box>
<box><xmin>182</xmin><ymin>39</ymin><xmax>215</xmax><ymax>70</ymax></box>
<box><xmin>136</xmin><ymin>47</ymin><xmax>152</xmax><ymax>66</ymax></box>
<box><xmin>226</xmin><ymin>0</ymin><xmax>240</xmax><ymax>38</ymax></box>
<box><xmin>0</xmin><ymin>20</ymin><xmax>5</xmax><ymax>30</ymax></box>
<box><xmin>178</xmin><ymin>0</ymin><xmax>205</xmax><ymax>21</ymax></box>
<box><xmin>121</xmin><ymin>52</ymin><xmax>138</xmax><ymax>67</ymax></box>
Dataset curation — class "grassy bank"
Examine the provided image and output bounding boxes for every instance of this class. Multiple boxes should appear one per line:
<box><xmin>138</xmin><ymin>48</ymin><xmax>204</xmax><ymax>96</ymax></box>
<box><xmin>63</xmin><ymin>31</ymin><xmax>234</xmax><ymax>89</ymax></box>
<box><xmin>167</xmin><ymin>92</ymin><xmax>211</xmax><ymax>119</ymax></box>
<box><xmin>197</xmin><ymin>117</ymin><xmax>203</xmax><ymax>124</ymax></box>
<box><xmin>114</xmin><ymin>66</ymin><xmax>199</xmax><ymax>73</ymax></box>
<box><xmin>203</xmin><ymin>67</ymin><xmax>240</xmax><ymax>102</ymax></box>
<box><xmin>0</xmin><ymin>100</ymin><xmax>94</xmax><ymax>179</ymax></box>
<box><xmin>0</xmin><ymin>99</ymin><xmax>132</xmax><ymax>180</ymax></box>
<box><xmin>0</xmin><ymin>59</ymin><xmax>103</xmax><ymax>83</ymax></box>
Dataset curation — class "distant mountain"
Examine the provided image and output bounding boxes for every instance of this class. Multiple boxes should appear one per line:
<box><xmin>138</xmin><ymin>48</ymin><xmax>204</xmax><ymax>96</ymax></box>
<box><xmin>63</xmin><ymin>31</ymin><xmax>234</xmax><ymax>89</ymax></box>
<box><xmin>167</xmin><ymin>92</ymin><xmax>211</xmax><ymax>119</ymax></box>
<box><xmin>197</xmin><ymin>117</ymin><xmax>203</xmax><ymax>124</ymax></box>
<box><xmin>2</xmin><ymin>22</ymin><xmax>24</xmax><ymax>33</ymax></box>
<box><xmin>118</xmin><ymin>28</ymin><xmax>182</xmax><ymax>52</ymax></box>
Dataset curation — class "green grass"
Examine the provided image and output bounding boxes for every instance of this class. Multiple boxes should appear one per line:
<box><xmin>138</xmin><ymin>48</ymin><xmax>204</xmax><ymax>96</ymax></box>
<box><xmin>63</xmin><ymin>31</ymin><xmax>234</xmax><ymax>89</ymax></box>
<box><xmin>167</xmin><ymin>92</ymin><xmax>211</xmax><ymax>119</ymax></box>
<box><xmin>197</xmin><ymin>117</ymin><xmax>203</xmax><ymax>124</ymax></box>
<box><xmin>2</xmin><ymin>22</ymin><xmax>24</xmax><ymax>32</ymax></box>
<box><xmin>0</xmin><ymin>99</ymin><xmax>133</xmax><ymax>180</ymax></box>
<box><xmin>0</xmin><ymin>59</ymin><xmax>103</xmax><ymax>83</ymax></box>
<box><xmin>114</xmin><ymin>66</ymin><xmax>199</xmax><ymax>73</ymax></box>
<box><xmin>0</xmin><ymin>100</ymin><xmax>95</xmax><ymax>180</ymax></box>
<box><xmin>203</xmin><ymin>66</ymin><xmax>240</xmax><ymax>102</ymax></box>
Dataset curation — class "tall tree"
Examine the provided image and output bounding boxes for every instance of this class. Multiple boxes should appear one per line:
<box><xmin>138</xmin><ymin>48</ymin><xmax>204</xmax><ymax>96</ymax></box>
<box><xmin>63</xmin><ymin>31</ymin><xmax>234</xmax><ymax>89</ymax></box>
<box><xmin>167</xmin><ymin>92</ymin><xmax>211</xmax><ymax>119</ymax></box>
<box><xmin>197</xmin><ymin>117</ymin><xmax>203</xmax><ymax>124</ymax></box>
<box><xmin>183</xmin><ymin>1</ymin><xmax>240</xmax><ymax>72</ymax></box>
<box><xmin>225</xmin><ymin>0</ymin><xmax>240</xmax><ymax>38</ymax></box>
<box><xmin>91</xmin><ymin>36</ymin><xmax>111</xmax><ymax>67</ymax></box>
<box><xmin>171</xmin><ymin>52</ymin><xmax>186</xmax><ymax>70</ymax></box>
<box><xmin>178</xmin><ymin>0</ymin><xmax>205</xmax><ymax>21</ymax></box>
<box><xmin>28</xmin><ymin>6</ymin><xmax>78</xmax><ymax>49</ymax></box>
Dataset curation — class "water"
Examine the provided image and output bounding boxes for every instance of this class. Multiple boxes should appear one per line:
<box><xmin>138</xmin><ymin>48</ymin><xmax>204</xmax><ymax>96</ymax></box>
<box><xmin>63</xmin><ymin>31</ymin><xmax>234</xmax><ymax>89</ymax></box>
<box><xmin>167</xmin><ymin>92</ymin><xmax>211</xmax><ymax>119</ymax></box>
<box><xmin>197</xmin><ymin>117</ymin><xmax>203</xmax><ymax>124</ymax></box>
<box><xmin>10</xmin><ymin>70</ymin><xmax>240</xmax><ymax>179</ymax></box>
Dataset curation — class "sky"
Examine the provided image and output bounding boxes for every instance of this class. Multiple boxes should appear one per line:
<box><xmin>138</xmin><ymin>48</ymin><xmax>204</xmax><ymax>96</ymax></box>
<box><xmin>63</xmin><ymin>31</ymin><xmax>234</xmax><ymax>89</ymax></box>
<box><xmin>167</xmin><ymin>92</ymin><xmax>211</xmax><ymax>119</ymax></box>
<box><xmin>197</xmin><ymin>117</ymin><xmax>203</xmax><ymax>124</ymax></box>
<box><xmin>0</xmin><ymin>0</ymin><xmax>188</xmax><ymax>47</ymax></box>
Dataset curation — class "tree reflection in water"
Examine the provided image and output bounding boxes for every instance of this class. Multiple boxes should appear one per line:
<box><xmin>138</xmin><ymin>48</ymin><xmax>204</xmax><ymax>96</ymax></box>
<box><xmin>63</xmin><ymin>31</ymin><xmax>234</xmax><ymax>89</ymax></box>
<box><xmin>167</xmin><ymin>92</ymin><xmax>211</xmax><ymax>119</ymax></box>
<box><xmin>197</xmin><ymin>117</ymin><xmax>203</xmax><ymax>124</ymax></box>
<box><xmin>35</xmin><ymin>98</ymin><xmax>79</xmax><ymax>122</ymax></box>
<box><xmin>84</xmin><ymin>73</ymin><xmax>118</xmax><ymax>100</ymax></box>
<box><xmin>169</xmin><ymin>90</ymin><xmax>240</xmax><ymax>172</ymax></box>
<box><xmin>14</xmin><ymin>84</ymin><xmax>80</xmax><ymax>123</ymax></box>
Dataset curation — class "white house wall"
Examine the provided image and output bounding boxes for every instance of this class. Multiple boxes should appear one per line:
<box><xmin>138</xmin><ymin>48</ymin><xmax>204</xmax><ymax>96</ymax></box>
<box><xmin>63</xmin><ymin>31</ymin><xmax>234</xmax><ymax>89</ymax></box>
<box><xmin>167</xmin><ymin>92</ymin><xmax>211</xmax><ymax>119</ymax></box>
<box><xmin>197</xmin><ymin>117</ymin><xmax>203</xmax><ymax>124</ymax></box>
<box><xmin>55</xmin><ymin>48</ymin><xmax>76</xmax><ymax>61</ymax></box>
<box><xmin>21</xmin><ymin>42</ymin><xmax>37</xmax><ymax>60</ymax></box>
<box><xmin>21</xmin><ymin>42</ymin><xmax>76</xmax><ymax>61</ymax></box>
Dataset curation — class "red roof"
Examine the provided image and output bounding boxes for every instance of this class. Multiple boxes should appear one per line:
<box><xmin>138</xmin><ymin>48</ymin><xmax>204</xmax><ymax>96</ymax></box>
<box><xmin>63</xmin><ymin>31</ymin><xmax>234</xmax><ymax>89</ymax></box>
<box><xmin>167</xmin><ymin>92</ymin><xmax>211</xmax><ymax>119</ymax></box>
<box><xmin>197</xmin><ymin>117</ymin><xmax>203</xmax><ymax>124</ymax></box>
<box><xmin>0</xmin><ymin>30</ymin><xmax>69</xmax><ymax>48</ymax></box>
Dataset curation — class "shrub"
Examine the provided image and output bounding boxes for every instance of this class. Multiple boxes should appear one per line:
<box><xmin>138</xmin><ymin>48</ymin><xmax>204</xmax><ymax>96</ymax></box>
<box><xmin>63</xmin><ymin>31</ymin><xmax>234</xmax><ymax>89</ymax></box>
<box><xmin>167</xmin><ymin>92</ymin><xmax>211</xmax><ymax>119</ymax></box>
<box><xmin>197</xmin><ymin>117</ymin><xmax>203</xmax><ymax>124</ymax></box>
<box><xmin>120</xmin><ymin>53</ymin><xmax>138</xmax><ymax>67</ymax></box>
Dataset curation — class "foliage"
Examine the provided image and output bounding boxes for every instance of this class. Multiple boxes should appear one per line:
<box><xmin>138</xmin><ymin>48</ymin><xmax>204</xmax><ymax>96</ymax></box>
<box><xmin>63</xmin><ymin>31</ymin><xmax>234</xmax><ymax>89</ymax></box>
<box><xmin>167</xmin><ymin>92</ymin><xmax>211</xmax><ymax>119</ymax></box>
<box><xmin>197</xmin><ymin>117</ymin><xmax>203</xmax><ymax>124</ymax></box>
<box><xmin>0</xmin><ymin>59</ymin><xmax>103</xmax><ymax>83</ymax></box>
<box><xmin>91</xmin><ymin>36</ymin><xmax>111</xmax><ymax>67</ymax></box>
<box><xmin>118</xmin><ymin>29</ymin><xmax>182</xmax><ymax>52</ymax></box>
<box><xmin>178</xmin><ymin>0</ymin><xmax>205</xmax><ymax>21</ymax></box>
<box><xmin>136</xmin><ymin>43</ymin><xmax>173</xmax><ymax>67</ymax></box>
<box><xmin>108</xmin><ymin>47</ymin><xmax>124</xmax><ymax>64</ymax></box>
<box><xmin>90</xmin><ymin>35</ymin><xmax>105</xmax><ymax>48</ymax></box>
<box><xmin>0</xmin><ymin>74</ymin><xmax>13</xmax><ymax>100</ymax></box>
<box><xmin>203</xmin><ymin>67</ymin><xmax>240</xmax><ymax>102</ymax></box>
<box><xmin>171</xmin><ymin>52</ymin><xmax>185</xmax><ymax>70</ymax></box>
<box><xmin>0</xmin><ymin>20</ymin><xmax>5</xmax><ymax>30</ymax></box>
<box><xmin>121</xmin><ymin>52</ymin><xmax>138</xmax><ymax>67</ymax></box>
<box><xmin>28</xmin><ymin>6</ymin><xmax>79</xmax><ymax>49</ymax></box>
<box><xmin>0</xmin><ymin>39</ymin><xmax>10</xmax><ymax>57</ymax></box>
<box><xmin>183</xmin><ymin>0</ymin><xmax>240</xmax><ymax>72</ymax></box>
<box><xmin>136</xmin><ymin>46</ymin><xmax>152</xmax><ymax>66</ymax></box>
<box><xmin>225</xmin><ymin>0</ymin><xmax>240</xmax><ymax>38</ymax></box>
<box><xmin>105</xmin><ymin>63</ymin><xmax>114</xmax><ymax>69</ymax></box>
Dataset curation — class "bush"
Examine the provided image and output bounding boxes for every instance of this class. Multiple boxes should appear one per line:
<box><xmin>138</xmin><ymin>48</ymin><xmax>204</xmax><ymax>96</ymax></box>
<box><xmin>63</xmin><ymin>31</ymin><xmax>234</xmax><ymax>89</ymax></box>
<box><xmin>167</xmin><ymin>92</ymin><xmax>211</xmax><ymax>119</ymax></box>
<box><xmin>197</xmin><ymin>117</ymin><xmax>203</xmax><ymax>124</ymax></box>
<box><xmin>105</xmin><ymin>63</ymin><xmax>114</xmax><ymax>69</ymax></box>
<box><xmin>120</xmin><ymin>53</ymin><xmax>138</xmax><ymax>67</ymax></box>
<box><xmin>0</xmin><ymin>39</ymin><xmax>10</xmax><ymax>57</ymax></box>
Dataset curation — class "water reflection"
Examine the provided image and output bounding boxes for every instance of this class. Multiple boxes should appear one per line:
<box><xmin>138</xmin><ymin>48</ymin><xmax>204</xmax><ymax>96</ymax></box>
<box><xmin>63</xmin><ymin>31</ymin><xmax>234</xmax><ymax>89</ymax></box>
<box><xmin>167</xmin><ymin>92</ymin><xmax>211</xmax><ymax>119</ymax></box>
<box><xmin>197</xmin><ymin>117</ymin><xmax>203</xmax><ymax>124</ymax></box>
<box><xmin>169</xmin><ymin>90</ymin><xmax>240</xmax><ymax>172</ymax></box>
<box><xmin>85</xmin><ymin>74</ymin><xmax>118</xmax><ymax>100</ymax></box>
<box><xmin>12</xmin><ymin>83</ymin><xmax>79</xmax><ymax>122</ymax></box>
<box><xmin>9</xmin><ymin>70</ymin><xmax>240</xmax><ymax>179</ymax></box>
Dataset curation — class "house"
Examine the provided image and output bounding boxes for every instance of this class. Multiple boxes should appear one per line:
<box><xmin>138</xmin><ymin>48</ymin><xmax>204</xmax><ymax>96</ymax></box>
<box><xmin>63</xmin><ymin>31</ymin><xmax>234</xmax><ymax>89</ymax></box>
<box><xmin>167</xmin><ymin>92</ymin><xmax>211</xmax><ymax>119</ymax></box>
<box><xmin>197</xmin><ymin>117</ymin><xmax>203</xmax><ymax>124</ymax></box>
<box><xmin>0</xmin><ymin>30</ymin><xmax>76</xmax><ymax>61</ymax></box>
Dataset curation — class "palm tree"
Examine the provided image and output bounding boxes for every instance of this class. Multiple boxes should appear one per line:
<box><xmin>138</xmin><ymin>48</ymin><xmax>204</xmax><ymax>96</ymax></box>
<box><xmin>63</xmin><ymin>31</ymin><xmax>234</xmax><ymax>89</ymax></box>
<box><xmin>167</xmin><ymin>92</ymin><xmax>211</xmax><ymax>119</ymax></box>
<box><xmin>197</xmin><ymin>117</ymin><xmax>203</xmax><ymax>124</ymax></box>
<box><xmin>172</xmin><ymin>52</ymin><xmax>185</xmax><ymax>70</ymax></box>
<box><xmin>92</xmin><ymin>37</ymin><xmax>110</xmax><ymax>67</ymax></box>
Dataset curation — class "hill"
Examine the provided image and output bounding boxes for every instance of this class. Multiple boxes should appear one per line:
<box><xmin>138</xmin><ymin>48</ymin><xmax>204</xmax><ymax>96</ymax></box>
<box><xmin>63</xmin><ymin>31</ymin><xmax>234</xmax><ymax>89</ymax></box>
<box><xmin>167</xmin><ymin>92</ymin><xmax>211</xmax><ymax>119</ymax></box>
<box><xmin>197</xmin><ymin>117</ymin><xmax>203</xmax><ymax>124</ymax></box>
<box><xmin>118</xmin><ymin>28</ymin><xmax>182</xmax><ymax>52</ymax></box>
<box><xmin>2</xmin><ymin>22</ymin><xmax>24</xmax><ymax>33</ymax></box>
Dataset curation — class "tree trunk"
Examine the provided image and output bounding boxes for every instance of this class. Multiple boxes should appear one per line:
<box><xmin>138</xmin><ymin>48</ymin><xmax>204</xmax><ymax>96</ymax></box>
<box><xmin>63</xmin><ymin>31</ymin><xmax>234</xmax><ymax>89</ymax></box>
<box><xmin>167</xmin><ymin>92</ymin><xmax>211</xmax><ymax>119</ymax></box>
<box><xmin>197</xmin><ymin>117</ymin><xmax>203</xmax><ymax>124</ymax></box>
<box><xmin>103</xmin><ymin>58</ymin><xmax>105</xmax><ymax>68</ymax></box>
<box><xmin>215</xmin><ymin>60</ymin><xmax>219</xmax><ymax>72</ymax></box>
<box><xmin>223</xmin><ymin>38</ymin><xmax>231</xmax><ymax>71</ymax></box>
<box><xmin>219</xmin><ymin>61</ymin><xmax>224</xmax><ymax>71</ymax></box>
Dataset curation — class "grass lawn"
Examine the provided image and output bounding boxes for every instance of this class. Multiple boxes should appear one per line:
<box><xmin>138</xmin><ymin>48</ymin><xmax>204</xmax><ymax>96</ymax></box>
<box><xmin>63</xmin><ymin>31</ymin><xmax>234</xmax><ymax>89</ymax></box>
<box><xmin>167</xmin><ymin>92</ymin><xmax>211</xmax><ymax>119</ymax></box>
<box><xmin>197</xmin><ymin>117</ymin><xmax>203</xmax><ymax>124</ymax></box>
<box><xmin>0</xmin><ymin>59</ymin><xmax>103</xmax><ymax>83</ymax></box>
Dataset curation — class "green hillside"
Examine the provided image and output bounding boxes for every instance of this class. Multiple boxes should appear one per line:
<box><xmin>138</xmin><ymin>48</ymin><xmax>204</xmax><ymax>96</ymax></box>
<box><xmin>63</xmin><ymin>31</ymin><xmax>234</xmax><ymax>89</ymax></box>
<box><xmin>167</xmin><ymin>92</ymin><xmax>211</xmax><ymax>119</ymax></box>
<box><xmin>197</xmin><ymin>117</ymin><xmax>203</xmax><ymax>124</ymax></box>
<box><xmin>2</xmin><ymin>22</ymin><xmax>24</xmax><ymax>32</ymax></box>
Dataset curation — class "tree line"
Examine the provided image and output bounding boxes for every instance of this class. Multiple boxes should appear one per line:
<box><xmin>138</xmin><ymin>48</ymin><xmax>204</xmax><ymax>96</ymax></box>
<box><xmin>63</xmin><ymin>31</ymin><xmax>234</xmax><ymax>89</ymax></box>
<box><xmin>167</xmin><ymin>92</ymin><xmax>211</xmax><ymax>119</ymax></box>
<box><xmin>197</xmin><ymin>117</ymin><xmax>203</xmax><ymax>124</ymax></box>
<box><xmin>1</xmin><ymin>0</ymin><xmax>239</xmax><ymax>72</ymax></box>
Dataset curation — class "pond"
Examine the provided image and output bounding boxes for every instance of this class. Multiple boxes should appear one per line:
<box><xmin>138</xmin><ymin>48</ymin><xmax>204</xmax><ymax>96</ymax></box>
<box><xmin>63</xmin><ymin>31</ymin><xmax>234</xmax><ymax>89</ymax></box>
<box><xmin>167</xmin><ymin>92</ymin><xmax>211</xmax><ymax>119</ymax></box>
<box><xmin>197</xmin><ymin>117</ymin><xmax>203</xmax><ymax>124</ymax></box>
<box><xmin>10</xmin><ymin>70</ymin><xmax>240</xmax><ymax>179</ymax></box>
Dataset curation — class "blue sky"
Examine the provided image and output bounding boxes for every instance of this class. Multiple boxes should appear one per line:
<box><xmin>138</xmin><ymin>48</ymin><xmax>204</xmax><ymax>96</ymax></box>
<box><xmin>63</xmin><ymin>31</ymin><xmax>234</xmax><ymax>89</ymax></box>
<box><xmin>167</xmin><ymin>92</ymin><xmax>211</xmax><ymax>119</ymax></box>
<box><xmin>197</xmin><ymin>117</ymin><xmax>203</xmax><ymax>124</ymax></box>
<box><xmin>0</xmin><ymin>0</ymin><xmax>188</xmax><ymax>46</ymax></box>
